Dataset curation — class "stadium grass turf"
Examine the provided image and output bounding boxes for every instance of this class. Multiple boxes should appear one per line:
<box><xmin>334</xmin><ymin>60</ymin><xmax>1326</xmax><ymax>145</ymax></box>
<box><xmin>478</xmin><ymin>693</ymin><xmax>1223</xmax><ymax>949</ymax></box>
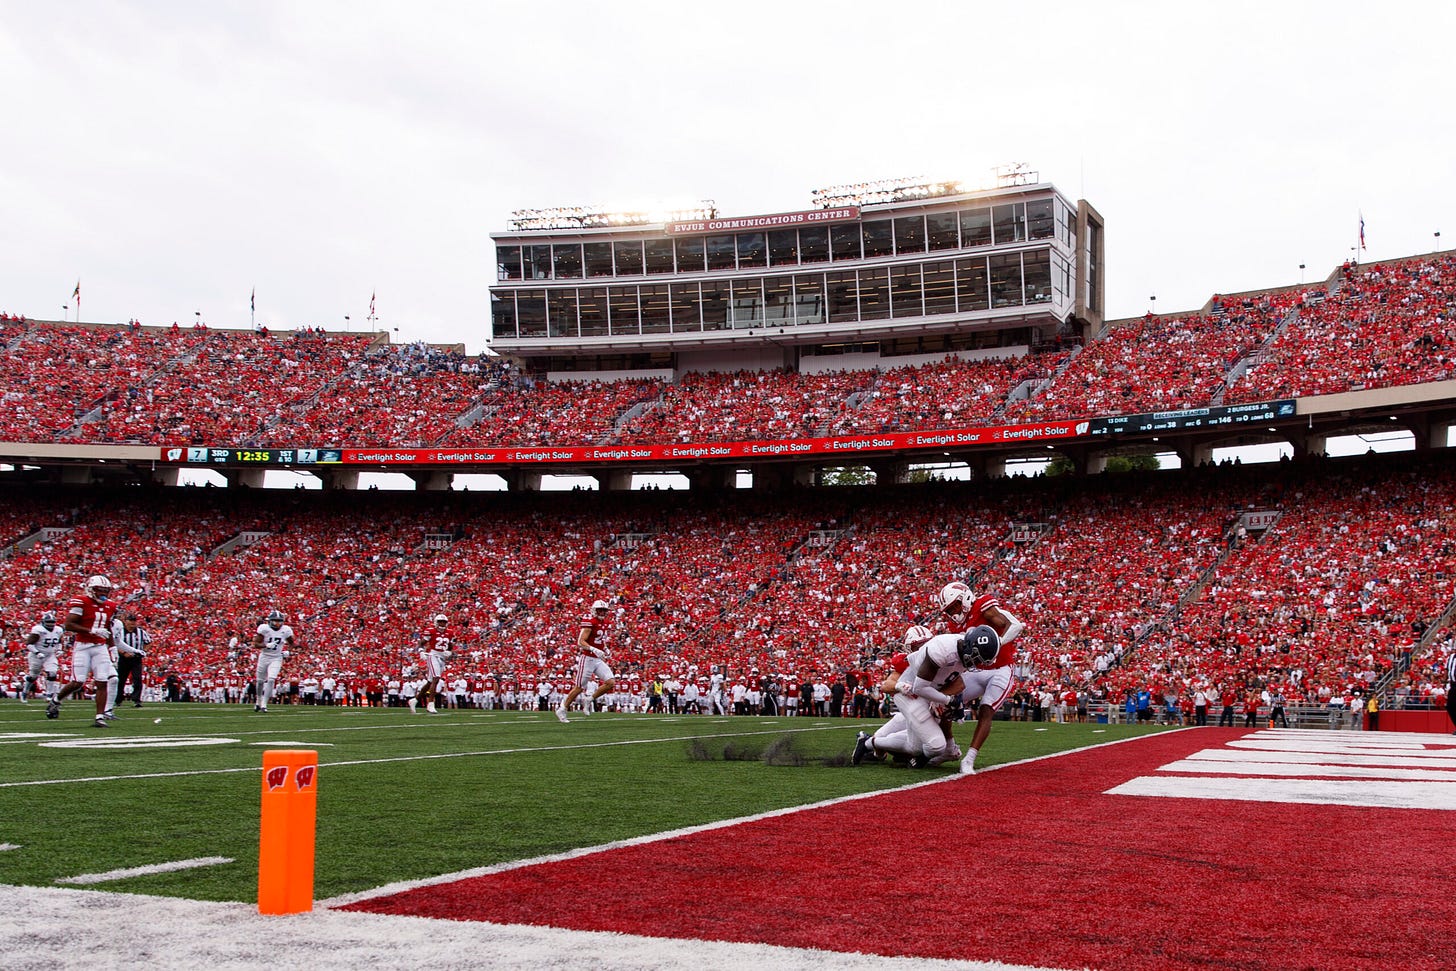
<box><xmin>0</xmin><ymin>703</ymin><xmax>1168</xmax><ymax>901</ymax></box>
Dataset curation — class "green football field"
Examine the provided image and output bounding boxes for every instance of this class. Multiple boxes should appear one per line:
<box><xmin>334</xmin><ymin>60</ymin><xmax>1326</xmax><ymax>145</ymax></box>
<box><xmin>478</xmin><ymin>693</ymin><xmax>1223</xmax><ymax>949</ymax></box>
<box><xmin>0</xmin><ymin>703</ymin><xmax>1168</xmax><ymax>902</ymax></box>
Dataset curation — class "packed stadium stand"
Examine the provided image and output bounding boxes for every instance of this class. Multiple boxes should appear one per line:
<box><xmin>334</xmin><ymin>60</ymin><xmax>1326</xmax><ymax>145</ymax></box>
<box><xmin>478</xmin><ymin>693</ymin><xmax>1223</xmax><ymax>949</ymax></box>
<box><xmin>1227</xmin><ymin>255</ymin><xmax>1456</xmax><ymax>401</ymax></box>
<box><xmin>3</xmin><ymin>249</ymin><xmax>1456</xmax><ymax>720</ymax></box>
<box><xmin>3</xmin><ymin>451</ymin><xmax>1453</xmax><ymax>717</ymax></box>
<box><xmin>1</xmin><ymin>252</ymin><xmax>1453</xmax><ymax>449</ymax></box>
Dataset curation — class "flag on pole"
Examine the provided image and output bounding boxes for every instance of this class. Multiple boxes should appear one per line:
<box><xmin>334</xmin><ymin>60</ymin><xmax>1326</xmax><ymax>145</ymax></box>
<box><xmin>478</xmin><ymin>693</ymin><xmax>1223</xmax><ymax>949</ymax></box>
<box><xmin>251</xmin><ymin>287</ymin><xmax>256</xmax><ymax>313</ymax></box>
<box><xmin>72</xmin><ymin>280</ymin><xmax>81</xmax><ymax>302</ymax></box>
<box><xmin>369</xmin><ymin>291</ymin><xmax>376</xmax><ymax>317</ymax></box>
<box><xmin>1359</xmin><ymin>213</ymin><xmax>1366</xmax><ymax>251</ymax></box>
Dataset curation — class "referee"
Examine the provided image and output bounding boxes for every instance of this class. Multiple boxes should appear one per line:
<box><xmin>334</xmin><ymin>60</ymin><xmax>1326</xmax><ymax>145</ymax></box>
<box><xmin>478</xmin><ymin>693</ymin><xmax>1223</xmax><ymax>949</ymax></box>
<box><xmin>114</xmin><ymin>612</ymin><xmax>152</xmax><ymax>708</ymax></box>
<box><xmin>1446</xmin><ymin>649</ymin><xmax>1456</xmax><ymax>735</ymax></box>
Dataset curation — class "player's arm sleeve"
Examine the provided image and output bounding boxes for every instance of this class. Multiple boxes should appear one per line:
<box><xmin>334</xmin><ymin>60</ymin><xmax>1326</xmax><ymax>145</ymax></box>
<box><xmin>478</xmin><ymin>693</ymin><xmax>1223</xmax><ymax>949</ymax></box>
<box><xmin>990</xmin><ymin>607</ymin><xmax>1024</xmax><ymax>646</ymax></box>
<box><xmin>911</xmin><ymin>676</ymin><xmax>954</xmax><ymax>705</ymax></box>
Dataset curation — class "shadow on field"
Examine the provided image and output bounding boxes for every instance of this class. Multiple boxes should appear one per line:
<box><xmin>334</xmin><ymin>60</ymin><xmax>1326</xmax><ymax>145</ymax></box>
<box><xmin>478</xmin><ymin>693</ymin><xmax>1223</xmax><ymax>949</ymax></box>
<box><xmin>686</xmin><ymin>734</ymin><xmax>851</xmax><ymax>767</ymax></box>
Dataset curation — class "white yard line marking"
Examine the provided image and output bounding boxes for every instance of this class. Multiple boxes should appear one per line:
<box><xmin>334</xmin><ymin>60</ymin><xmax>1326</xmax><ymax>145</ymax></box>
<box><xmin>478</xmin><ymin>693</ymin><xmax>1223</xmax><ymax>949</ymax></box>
<box><xmin>1159</xmin><ymin>757</ymin><xmax>1456</xmax><ymax>781</ymax></box>
<box><xmin>321</xmin><ymin>729</ymin><xmax>1173</xmax><ymax>908</ymax></box>
<box><xmin>1109</xmin><ymin>775</ymin><xmax>1456</xmax><ymax>810</ymax></box>
<box><xmin>0</xmin><ymin>843</ymin><xmax>21</xmax><ymax>851</ymax></box>
<box><xmin>248</xmin><ymin>741</ymin><xmax>335</xmax><ymax>746</ymax></box>
<box><xmin>0</xmin><ymin>724</ymin><xmax>844</xmax><ymax>788</ymax></box>
<box><xmin>1110</xmin><ymin>728</ymin><xmax>1456</xmax><ymax>808</ymax></box>
<box><xmin>56</xmin><ymin>856</ymin><xmax>234</xmax><ymax>885</ymax></box>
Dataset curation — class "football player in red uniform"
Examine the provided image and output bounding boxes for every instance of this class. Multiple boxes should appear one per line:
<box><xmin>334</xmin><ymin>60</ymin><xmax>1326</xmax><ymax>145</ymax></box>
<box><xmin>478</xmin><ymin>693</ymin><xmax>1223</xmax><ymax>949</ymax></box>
<box><xmin>936</xmin><ymin>581</ymin><xmax>1026</xmax><ymax>773</ymax></box>
<box><xmin>52</xmin><ymin>576</ymin><xmax>118</xmax><ymax>727</ymax></box>
<box><xmin>556</xmin><ymin>599</ymin><xmax>616</xmax><ymax>723</ymax></box>
<box><xmin>411</xmin><ymin>613</ymin><xmax>454</xmax><ymax>714</ymax></box>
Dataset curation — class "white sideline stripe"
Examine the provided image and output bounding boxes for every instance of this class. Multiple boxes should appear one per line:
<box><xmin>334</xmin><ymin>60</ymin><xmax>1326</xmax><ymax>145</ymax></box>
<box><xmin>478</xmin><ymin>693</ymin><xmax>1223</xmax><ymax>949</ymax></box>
<box><xmin>0</xmin><ymin>884</ymin><xmax>1066</xmax><ymax>971</ymax></box>
<box><xmin>320</xmin><ymin>727</ymin><xmax>1179</xmax><ymax>908</ymax></box>
<box><xmin>0</xmin><ymin>724</ymin><xmax>844</xmax><ymax>788</ymax></box>
<box><xmin>0</xmin><ymin>843</ymin><xmax>20</xmax><ymax>851</ymax></box>
<box><xmin>1109</xmin><ymin>775</ymin><xmax>1456</xmax><ymax>810</ymax></box>
<box><xmin>56</xmin><ymin>856</ymin><xmax>234</xmax><ymax>885</ymax></box>
<box><xmin>1159</xmin><ymin>757</ymin><xmax>1456</xmax><ymax>781</ymax></box>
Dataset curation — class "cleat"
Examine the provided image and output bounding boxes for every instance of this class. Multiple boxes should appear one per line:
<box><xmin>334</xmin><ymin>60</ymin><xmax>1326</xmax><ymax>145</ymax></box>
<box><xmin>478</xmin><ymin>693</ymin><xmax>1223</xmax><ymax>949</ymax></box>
<box><xmin>959</xmin><ymin>759</ymin><xmax>976</xmax><ymax>776</ymax></box>
<box><xmin>851</xmin><ymin>731</ymin><xmax>870</xmax><ymax>766</ymax></box>
<box><xmin>133</xmin><ymin>702</ymin><xmax>143</xmax><ymax>708</ymax></box>
<box><xmin>425</xmin><ymin>703</ymin><xmax>437</xmax><ymax>714</ymax></box>
<box><xmin>554</xmin><ymin>705</ymin><xmax>570</xmax><ymax>724</ymax></box>
<box><xmin>408</xmin><ymin>697</ymin><xmax>418</xmax><ymax>713</ymax></box>
<box><xmin>46</xmin><ymin>700</ymin><xmax>60</xmax><ymax>719</ymax></box>
<box><xmin>93</xmin><ymin>717</ymin><xmax>108</xmax><ymax>729</ymax></box>
<box><xmin>102</xmin><ymin>712</ymin><xmax>116</xmax><ymax>722</ymax></box>
<box><xmin>906</xmin><ymin>756</ymin><xmax>923</xmax><ymax>769</ymax></box>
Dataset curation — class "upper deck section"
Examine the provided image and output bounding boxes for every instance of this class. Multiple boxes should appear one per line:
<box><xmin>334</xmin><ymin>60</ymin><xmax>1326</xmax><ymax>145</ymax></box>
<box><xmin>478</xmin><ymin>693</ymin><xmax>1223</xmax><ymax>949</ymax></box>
<box><xmin>488</xmin><ymin>178</ymin><xmax>1103</xmax><ymax>360</ymax></box>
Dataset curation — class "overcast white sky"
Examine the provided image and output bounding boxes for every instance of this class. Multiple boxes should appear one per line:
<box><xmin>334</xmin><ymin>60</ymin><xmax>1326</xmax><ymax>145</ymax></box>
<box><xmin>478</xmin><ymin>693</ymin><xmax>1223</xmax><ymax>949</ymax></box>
<box><xmin>2</xmin><ymin>1</ymin><xmax>1451</xmax><ymax>354</ymax></box>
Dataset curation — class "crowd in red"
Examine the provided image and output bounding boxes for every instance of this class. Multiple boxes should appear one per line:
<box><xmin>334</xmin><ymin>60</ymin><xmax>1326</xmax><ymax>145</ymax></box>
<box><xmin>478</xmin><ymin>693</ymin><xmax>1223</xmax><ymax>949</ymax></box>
<box><xmin>77</xmin><ymin>329</ymin><xmax>376</xmax><ymax>445</ymax></box>
<box><xmin>1228</xmin><ymin>255</ymin><xmax>1456</xmax><ymax>402</ymax></box>
<box><xmin>1005</xmin><ymin>292</ymin><xmax>1301</xmax><ymax>423</ymax></box>
<box><xmin>831</xmin><ymin>354</ymin><xmax>1065</xmax><ymax>434</ymax></box>
<box><xmin>3</xmin><ymin>454</ymin><xmax>1451</xmax><ymax>716</ymax></box>
<box><xmin>2</xmin><ymin>253</ymin><xmax>1454</xmax><ymax>449</ymax></box>
<box><xmin>615</xmin><ymin>368</ymin><xmax>872</xmax><ymax>444</ymax></box>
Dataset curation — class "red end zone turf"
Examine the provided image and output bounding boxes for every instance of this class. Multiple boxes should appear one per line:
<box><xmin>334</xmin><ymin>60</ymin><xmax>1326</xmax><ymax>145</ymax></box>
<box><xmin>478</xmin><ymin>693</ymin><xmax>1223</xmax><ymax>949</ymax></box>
<box><xmin>343</xmin><ymin>729</ymin><xmax>1456</xmax><ymax>970</ymax></box>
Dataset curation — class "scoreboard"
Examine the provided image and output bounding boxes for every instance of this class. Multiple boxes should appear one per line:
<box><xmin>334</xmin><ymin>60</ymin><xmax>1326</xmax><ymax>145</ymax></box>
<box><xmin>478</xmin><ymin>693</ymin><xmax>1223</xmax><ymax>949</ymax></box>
<box><xmin>1088</xmin><ymin>400</ymin><xmax>1295</xmax><ymax>437</ymax></box>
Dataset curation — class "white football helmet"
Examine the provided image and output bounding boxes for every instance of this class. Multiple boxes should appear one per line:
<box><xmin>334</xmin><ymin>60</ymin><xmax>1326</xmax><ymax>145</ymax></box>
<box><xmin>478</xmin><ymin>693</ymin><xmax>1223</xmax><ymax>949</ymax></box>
<box><xmin>592</xmin><ymin>599</ymin><xmax>609</xmax><ymax>613</ymax></box>
<box><xmin>903</xmin><ymin>624</ymin><xmax>933</xmax><ymax>649</ymax></box>
<box><xmin>938</xmin><ymin>581</ymin><xmax>971</xmax><ymax>618</ymax></box>
<box><xmin>85</xmin><ymin>575</ymin><xmax>113</xmax><ymax>601</ymax></box>
<box><xmin>266</xmin><ymin>609</ymin><xmax>286</xmax><ymax>629</ymax></box>
<box><xmin>41</xmin><ymin>611</ymin><xmax>57</xmax><ymax>629</ymax></box>
<box><xmin>433</xmin><ymin>613</ymin><xmax>449</xmax><ymax>627</ymax></box>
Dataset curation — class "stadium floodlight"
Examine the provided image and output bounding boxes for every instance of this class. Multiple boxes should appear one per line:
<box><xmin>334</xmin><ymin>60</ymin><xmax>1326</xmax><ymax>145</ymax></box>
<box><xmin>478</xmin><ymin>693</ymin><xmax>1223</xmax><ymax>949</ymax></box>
<box><xmin>993</xmin><ymin>163</ymin><xmax>1039</xmax><ymax>187</ymax></box>
<box><xmin>508</xmin><ymin>201</ymin><xmax>717</xmax><ymax>232</ymax></box>
<box><xmin>810</xmin><ymin>176</ymin><xmax>967</xmax><ymax>210</ymax></box>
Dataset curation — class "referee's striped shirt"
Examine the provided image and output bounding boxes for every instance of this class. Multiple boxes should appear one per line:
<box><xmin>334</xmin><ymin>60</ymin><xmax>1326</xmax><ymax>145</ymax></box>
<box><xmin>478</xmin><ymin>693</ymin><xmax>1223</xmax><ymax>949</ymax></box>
<box><xmin>116</xmin><ymin>626</ymin><xmax>150</xmax><ymax>657</ymax></box>
<box><xmin>1447</xmin><ymin>650</ymin><xmax>1456</xmax><ymax>684</ymax></box>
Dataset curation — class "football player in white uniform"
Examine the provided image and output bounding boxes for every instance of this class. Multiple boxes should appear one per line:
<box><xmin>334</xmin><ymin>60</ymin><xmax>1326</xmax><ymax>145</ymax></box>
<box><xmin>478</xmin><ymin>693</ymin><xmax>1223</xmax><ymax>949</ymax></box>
<box><xmin>21</xmin><ymin>612</ymin><xmax>65</xmax><ymax>705</ymax></box>
<box><xmin>252</xmin><ymin>610</ymin><xmax>294</xmax><ymax>713</ymax></box>
<box><xmin>854</xmin><ymin>625</ymin><xmax>1000</xmax><ymax>768</ymax></box>
<box><xmin>708</xmin><ymin>666</ymin><xmax>728</xmax><ymax>716</ymax></box>
<box><xmin>411</xmin><ymin>613</ymin><xmax>454</xmax><ymax>714</ymax></box>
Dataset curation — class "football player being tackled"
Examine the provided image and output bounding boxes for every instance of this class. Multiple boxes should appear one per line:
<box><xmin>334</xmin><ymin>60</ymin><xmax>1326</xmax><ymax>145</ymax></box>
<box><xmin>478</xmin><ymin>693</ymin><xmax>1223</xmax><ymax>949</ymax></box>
<box><xmin>854</xmin><ymin>581</ymin><xmax>1024</xmax><ymax>774</ymax></box>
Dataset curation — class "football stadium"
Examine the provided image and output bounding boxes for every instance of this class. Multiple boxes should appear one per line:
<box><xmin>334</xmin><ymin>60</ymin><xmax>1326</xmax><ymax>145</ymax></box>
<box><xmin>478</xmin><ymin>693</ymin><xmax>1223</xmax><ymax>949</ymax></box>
<box><xmin>4</xmin><ymin>176</ymin><xmax>1455</xmax><ymax>968</ymax></box>
<box><xmin>4</xmin><ymin>6</ymin><xmax>1456</xmax><ymax>971</ymax></box>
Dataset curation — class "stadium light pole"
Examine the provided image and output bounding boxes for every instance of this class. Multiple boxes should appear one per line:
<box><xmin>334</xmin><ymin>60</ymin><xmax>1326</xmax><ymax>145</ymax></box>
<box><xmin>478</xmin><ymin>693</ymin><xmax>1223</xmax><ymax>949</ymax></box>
<box><xmin>344</xmin><ymin>315</ymin><xmax>350</xmax><ymax>333</ymax></box>
<box><xmin>1435</xmin><ymin>231</ymin><xmax>1441</xmax><ymax>253</ymax></box>
<box><xmin>1149</xmin><ymin>295</ymin><xmax>1156</xmax><ymax>315</ymax></box>
<box><xmin>62</xmin><ymin>304</ymin><xmax>68</xmax><ymax>323</ymax></box>
<box><xmin>1299</xmin><ymin>263</ymin><xmax>1306</xmax><ymax>284</ymax></box>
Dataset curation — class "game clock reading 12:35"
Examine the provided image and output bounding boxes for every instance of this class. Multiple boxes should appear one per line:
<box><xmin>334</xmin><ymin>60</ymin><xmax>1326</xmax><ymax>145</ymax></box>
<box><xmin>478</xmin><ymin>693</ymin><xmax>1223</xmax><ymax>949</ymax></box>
<box><xmin>234</xmin><ymin>449</ymin><xmax>274</xmax><ymax>463</ymax></box>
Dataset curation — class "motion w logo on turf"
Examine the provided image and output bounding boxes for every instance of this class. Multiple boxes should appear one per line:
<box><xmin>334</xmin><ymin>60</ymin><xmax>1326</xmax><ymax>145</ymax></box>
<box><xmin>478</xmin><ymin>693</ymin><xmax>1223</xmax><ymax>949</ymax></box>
<box><xmin>1107</xmin><ymin>729</ymin><xmax>1456</xmax><ymax>810</ymax></box>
